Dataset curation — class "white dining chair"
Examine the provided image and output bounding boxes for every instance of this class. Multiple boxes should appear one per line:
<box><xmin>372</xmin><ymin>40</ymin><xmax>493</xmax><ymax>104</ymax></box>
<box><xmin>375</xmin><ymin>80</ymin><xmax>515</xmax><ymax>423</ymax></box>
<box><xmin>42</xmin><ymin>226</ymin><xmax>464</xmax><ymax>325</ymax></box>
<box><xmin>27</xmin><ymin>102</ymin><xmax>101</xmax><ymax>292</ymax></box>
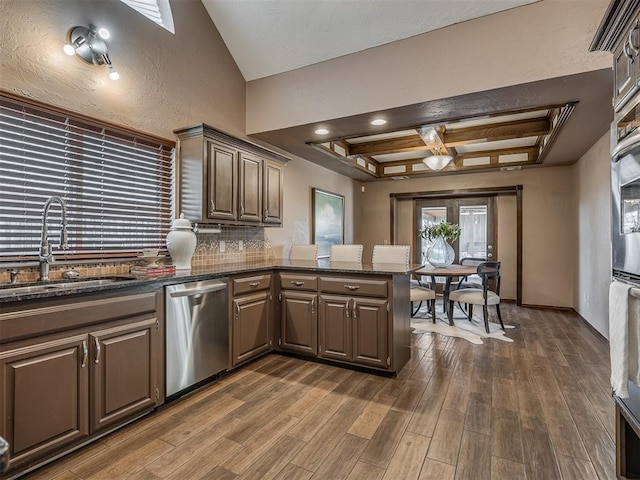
<box><xmin>372</xmin><ymin>245</ymin><xmax>435</xmax><ymax>323</ymax></box>
<box><xmin>371</xmin><ymin>244</ymin><xmax>411</xmax><ymax>264</ymax></box>
<box><xmin>329</xmin><ymin>244</ymin><xmax>363</xmax><ymax>263</ymax></box>
<box><xmin>289</xmin><ymin>244</ymin><xmax>318</xmax><ymax>261</ymax></box>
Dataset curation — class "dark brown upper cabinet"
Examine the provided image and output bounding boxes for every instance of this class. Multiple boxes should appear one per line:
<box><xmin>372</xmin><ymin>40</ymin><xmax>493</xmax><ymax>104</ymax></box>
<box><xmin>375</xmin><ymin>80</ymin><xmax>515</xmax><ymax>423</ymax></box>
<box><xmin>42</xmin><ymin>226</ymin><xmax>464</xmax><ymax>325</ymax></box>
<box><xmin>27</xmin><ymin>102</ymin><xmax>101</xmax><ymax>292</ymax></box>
<box><xmin>591</xmin><ymin>1</ymin><xmax>640</xmax><ymax>111</ymax></box>
<box><xmin>207</xmin><ymin>141</ymin><xmax>237</xmax><ymax>221</ymax></box>
<box><xmin>263</xmin><ymin>161</ymin><xmax>284</xmax><ymax>224</ymax></box>
<box><xmin>174</xmin><ymin>124</ymin><xmax>288</xmax><ymax>226</ymax></box>
<box><xmin>238</xmin><ymin>152</ymin><xmax>263</xmax><ymax>223</ymax></box>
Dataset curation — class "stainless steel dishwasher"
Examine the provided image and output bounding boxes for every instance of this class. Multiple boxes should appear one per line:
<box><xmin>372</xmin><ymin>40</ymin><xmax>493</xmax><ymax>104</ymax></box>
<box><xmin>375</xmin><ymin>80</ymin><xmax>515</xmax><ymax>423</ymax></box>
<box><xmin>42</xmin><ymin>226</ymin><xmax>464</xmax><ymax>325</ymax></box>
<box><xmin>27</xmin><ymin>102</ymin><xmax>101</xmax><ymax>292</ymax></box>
<box><xmin>165</xmin><ymin>278</ymin><xmax>229</xmax><ymax>399</ymax></box>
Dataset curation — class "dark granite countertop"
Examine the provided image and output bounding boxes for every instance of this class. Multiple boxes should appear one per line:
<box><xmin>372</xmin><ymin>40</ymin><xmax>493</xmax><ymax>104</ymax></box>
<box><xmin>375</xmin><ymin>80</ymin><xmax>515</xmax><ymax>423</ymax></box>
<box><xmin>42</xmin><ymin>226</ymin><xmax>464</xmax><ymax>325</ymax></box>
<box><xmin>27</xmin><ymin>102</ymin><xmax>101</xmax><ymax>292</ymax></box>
<box><xmin>0</xmin><ymin>259</ymin><xmax>423</xmax><ymax>304</ymax></box>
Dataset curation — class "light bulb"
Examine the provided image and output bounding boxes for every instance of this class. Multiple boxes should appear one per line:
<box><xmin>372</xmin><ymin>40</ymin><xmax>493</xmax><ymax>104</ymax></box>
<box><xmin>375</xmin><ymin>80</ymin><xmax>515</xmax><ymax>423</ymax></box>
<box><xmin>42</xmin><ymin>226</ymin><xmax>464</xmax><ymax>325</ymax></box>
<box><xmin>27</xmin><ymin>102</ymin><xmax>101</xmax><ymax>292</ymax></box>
<box><xmin>63</xmin><ymin>44</ymin><xmax>76</xmax><ymax>56</ymax></box>
<box><xmin>315</xmin><ymin>128</ymin><xmax>329</xmax><ymax>135</ymax></box>
<box><xmin>371</xmin><ymin>118</ymin><xmax>386</xmax><ymax>126</ymax></box>
<box><xmin>108</xmin><ymin>65</ymin><xmax>119</xmax><ymax>80</ymax></box>
<box><xmin>98</xmin><ymin>27</ymin><xmax>110</xmax><ymax>39</ymax></box>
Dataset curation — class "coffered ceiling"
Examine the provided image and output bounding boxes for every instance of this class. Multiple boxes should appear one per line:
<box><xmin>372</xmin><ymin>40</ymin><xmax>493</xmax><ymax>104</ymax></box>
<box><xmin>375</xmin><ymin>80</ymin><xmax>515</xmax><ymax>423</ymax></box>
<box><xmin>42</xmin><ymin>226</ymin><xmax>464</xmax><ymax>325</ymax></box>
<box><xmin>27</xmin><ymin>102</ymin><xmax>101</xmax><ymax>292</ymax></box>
<box><xmin>309</xmin><ymin>103</ymin><xmax>576</xmax><ymax>179</ymax></box>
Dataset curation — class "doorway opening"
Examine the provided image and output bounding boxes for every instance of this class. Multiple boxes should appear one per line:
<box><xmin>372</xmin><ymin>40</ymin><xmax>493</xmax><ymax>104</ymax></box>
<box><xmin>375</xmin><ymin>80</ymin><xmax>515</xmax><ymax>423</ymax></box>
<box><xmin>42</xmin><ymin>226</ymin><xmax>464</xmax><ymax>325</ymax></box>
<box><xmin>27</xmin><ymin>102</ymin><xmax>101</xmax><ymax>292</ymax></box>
<box><xmin>390</xmin><ymin>186</ymin><xmax>522</xmax><ymax>305</ymax></box>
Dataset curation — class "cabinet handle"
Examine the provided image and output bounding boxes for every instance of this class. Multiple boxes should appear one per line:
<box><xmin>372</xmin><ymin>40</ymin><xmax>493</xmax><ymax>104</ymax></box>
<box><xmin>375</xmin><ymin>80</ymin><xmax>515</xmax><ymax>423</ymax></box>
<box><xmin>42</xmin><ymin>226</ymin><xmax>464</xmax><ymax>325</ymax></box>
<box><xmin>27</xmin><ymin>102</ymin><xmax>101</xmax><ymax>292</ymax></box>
<box><xmin>235</xmin><ymin>303</ymin><xmax>240</xmax><ymax>319</ymax></box>
<box><xmin>209</xmin><ymin>200</ymin><xmax>215</xmax><ymax>214</ymax></box>
<box><xmin>344</xmin><ymin>285</ymin><xmax>360</xmax><ymax>291</ymax></box>
<box><xmin>630</xmin><ymin>22</ymin><xmax>640</xmax><ymax>56</ymax></box>
<box><xmin>353</xmin><ymin>301</ymin><xmax>358</xmax><ymax>319</ymax></box>
<box><xmin>240</xmin><ymin>204</ymin><xmax>245</xmax><ymax>215</ymax></box>
<box><xmin>94</xmin><ymin>338</ymin><xmax>101</xmax><ymax>364</ymax></box>
<box><xmin>626</xmin><ymin>40</ymin><xmax>635</xmax><ymax>62</ymax></box>
<box><xmin>346</xmin><ymin>299</ymin><xmax>350</xmax><ymax>318</ymax></box>
<box><xmin>264</xmin><ymin>208</ymin><xmax>269</xmax><ymax>218</ymax></box>
<box><xmin>249</xmin><ymin>282</ymin><xmax>260</xmax><ymax>287</ymax></box>
<box><xmin>311</xmin><ymin>297</ymin><xmax>315</xmax><ymax>315</ymax></box>
<box><xmin>81</xmin><ymin>340</ymin><xmax>88</xmax><ymax>368</ymax></box>
<box><xmin>291</xmin><ymin>281</ymin><xmax>305</xmax><ymax>286</ymax></box>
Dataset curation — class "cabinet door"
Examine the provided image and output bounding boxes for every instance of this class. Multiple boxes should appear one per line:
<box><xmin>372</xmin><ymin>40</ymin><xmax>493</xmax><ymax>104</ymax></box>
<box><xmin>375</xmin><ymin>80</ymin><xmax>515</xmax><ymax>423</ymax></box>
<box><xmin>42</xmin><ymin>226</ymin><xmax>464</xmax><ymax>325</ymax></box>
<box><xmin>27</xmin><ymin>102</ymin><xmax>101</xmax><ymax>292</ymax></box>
<box><xmin>0</xmin><ymin>334</ymin><xmax>89</xmax><ymax>469</ymax></box>
<box><xmin>281</xmin><ymin>291</ymin><xmax>317</xmax><ymax>355</ymax></box>
<box><xmin>90</xmin><ymin>318</ymin><xmax>158</xmax><ymax>432</ymax></box>
<box><xmin>614</xmin><ymin>44</ymin><xmax>636</xmax><ymax>110</ymax></box>
<box><xmin>318</xmin><ymin>295</ymin><xmax>352</xmax><ymax>362</ymax></box>
<box><xmin>352</xmin><ymin>298</ymin><xmax>388</xmax><ymax>369</ymax></box>
<box><xmin>239</xmin><ymin>152</ymin><xmax>263</xmax><ymax>223</ymax></box>
<box><xmin>206</xmin><ymin>141</ymin><xmax>237</xmax><ymax>221</ymax></box>
<box><xmin>263</xmin><ymin>161</ymin><xmax>283</xmax><ymax>225</ymax></box>
<box><xmin>232</xmin><ymin>291</ymin><xmax>272</xmax><ymax>366</ymax></box>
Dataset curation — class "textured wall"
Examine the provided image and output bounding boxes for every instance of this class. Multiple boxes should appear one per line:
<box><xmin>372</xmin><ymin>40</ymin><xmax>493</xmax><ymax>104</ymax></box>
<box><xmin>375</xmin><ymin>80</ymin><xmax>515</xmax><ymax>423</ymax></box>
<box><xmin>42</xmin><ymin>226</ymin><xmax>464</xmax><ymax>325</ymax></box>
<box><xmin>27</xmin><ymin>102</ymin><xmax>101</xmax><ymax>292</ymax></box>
<box><xmin>574</xmin><ymin>133</ymin><xmax>611</xmax><ymax>338</ymax></box>
<box><xmin>265</xmin><ymin>156</ymin><xmax>357</xmax><ymax>259</ymax></box>
<box><xmin>0</xmin><ymin>0</ymin><xmax>246</xmax><ymax>139</ymax></box>
<box><xmin>246</xmin><ymin>0</ymin><xmax>611</xmax><ymax>133</ymax></box>
<box><xmin>354</xmin><ymin>167</ymin><xmax>577</xmax><ymax>308</ymax></box>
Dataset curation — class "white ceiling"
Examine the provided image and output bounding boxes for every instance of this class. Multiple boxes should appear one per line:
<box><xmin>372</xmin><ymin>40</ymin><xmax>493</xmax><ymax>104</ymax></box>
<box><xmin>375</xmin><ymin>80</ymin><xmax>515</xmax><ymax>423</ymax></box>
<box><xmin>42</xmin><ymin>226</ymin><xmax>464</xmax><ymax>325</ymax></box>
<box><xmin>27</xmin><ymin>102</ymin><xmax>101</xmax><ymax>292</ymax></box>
<box><xmin>201</xmin><ymin>0</ymin><xmax>540</xmax><ymax>81</ymax></box>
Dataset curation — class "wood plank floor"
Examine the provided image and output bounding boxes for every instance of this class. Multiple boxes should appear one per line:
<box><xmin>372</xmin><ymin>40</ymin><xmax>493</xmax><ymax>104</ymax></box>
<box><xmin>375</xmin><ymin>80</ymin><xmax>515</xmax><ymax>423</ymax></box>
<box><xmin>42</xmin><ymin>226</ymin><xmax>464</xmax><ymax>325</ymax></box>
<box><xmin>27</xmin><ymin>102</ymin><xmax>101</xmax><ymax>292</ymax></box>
<box><xmin>23</xmin><ymin>304</ymin><xmax>615</xmax><ymax>480</ymax></box>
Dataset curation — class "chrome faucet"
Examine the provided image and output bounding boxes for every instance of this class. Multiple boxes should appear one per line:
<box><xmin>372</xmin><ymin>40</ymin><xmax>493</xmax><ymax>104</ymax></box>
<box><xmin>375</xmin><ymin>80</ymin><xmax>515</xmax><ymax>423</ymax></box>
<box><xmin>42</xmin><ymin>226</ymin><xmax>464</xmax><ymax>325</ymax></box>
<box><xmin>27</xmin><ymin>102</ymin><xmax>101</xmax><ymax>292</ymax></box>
<box><xmin>39</xmin><ymin>196</ymin><xmax>69</xmax><ymax>281</ymax></box>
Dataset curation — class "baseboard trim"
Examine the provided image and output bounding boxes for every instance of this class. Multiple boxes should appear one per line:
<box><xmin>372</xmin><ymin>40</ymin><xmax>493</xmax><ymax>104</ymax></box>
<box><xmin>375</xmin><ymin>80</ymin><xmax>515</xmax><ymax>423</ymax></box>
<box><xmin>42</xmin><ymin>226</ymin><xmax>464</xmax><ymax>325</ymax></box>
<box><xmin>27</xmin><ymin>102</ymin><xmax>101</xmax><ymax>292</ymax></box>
<box><xmin>520</xmin><ymin>303</ymin><xmax>573</xmax><ymax>311</ymax></box>
<box><xmin>572</xmin><ymin>308</ymin><xmax>609</xmax><ymax>346</ymax></box>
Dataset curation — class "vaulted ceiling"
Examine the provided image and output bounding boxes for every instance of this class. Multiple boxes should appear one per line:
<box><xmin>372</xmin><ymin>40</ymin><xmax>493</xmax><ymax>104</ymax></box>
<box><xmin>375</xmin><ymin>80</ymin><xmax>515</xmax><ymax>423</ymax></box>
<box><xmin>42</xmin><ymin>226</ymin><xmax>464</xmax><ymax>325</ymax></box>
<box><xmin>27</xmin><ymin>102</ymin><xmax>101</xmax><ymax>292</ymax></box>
<box><xmin>201</xmin><ymin>0</ymin><xmax>539</xmax><ymax>81</ymax></box>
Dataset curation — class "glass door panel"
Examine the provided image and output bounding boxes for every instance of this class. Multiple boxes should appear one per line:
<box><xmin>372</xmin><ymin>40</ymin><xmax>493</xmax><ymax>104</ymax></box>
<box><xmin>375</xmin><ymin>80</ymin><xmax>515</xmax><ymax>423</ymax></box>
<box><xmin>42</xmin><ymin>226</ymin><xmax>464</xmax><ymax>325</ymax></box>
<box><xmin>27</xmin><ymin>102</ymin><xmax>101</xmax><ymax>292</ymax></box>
<box><xmin>458</xmin><ymin>205</ymin><xmax>488</xmax><ymax>259</ymax></box>
<box><xmin>415</xmin><ymin>197</ymin><xmax>496</xmax><ymax>264</ymax></box>
<box><xmin>419</xmin><ymin>206</ymin><xmax>447</xmax><ymax>264</ymax></box>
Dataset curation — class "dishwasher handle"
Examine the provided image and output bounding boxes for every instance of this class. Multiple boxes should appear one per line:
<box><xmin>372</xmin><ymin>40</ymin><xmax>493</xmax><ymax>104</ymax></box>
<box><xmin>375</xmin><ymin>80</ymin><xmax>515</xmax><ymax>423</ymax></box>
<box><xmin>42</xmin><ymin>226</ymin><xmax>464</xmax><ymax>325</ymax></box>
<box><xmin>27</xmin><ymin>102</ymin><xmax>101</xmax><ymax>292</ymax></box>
<box><xmin>169</xmin><ymin>282</ymin><xmax>228</xmax><ymax>298</ymax></box>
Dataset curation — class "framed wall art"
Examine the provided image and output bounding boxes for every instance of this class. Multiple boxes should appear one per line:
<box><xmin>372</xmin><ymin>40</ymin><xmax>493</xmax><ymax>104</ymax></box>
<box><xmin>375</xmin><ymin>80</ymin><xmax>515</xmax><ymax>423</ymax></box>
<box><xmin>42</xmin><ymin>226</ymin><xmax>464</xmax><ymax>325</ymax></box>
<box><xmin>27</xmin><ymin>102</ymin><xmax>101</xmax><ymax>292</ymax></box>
<box><xmin>312</xmin><ymin>188</ymin><xmax>345</xmax><ymax>258</ymax></box>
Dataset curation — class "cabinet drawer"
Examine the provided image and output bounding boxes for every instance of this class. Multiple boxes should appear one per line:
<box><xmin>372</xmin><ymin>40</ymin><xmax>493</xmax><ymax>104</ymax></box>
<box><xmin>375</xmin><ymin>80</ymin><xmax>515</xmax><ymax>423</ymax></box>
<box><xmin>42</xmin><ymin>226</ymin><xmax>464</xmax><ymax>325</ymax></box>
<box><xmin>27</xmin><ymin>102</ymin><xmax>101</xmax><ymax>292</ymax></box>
<box><xmin>279</xmin><ymin>273</ymin><xmax>318</xmax><ymax>292</ymax></box>
<box><xmin>233</xmin><ymin>274</ymin><xmax>272</xmax><ymax>296</ymax></box>
<box><xmin>319</xmin><ymin>277</ymin><xmax>388</xmax><ymax>298</ymax></box>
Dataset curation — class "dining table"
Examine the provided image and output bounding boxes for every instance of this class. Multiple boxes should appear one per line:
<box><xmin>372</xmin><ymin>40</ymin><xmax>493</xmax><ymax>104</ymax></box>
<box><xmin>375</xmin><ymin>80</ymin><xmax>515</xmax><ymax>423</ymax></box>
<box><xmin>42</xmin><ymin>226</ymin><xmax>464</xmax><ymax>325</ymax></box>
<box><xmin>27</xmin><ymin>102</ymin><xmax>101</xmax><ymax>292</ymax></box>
<box><xmin>414</xmin><ymin>264</ymin><xmax>478</xmax><ymax>316</ymax></box>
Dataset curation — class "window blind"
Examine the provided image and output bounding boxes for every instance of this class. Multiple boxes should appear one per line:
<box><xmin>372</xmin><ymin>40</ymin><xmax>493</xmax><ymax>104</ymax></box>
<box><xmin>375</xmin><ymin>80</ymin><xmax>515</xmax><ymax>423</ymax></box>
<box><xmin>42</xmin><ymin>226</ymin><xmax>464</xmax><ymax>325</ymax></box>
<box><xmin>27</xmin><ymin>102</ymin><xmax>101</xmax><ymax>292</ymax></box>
<box><xmin>0</xmin><ymin>95</ymin><xmax>175</xmax><ymax>259</ymax></box>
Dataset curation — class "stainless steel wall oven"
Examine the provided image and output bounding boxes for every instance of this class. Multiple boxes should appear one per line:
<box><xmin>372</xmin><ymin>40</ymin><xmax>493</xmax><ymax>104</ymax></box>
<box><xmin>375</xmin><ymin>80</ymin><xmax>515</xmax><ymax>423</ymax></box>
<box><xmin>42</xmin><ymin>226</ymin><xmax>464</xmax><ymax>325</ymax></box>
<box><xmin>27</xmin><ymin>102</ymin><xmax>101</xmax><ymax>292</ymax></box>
<box><xmin>612</xmin><ymin>101</ymin><xmax>640</xmax><ymax>283</ymax></box>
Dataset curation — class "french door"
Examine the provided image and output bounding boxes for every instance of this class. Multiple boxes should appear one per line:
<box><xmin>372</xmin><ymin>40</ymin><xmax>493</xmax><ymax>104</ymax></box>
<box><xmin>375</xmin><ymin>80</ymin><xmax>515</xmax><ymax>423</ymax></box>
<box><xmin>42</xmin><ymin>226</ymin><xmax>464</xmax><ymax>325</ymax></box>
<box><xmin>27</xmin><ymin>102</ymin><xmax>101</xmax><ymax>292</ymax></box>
<box><xmin>415</xmin><ymin>197</ymin><xmax>496</xmax><ymax>265</ymax></box>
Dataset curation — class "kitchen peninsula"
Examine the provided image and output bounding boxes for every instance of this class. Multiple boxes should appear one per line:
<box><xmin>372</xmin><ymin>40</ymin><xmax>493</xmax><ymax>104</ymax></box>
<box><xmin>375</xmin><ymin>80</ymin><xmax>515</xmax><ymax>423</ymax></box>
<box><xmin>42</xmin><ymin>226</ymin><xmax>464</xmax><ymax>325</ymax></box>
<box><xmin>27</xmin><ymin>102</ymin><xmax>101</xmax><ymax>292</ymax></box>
<box><xmin>0</xmin><ymin>258</ymin><xmax>418</xmax><ymax>478</ymax></box>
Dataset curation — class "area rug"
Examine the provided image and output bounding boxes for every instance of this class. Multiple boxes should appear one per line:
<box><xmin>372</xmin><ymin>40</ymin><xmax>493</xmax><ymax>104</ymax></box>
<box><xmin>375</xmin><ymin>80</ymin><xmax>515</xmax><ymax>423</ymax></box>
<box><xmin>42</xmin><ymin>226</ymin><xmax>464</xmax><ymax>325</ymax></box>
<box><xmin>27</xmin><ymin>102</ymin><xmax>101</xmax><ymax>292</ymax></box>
<box><xmin>411</xmin><ymin>308</ymin><xmax>515</xmax><ymax>345</ymax></box>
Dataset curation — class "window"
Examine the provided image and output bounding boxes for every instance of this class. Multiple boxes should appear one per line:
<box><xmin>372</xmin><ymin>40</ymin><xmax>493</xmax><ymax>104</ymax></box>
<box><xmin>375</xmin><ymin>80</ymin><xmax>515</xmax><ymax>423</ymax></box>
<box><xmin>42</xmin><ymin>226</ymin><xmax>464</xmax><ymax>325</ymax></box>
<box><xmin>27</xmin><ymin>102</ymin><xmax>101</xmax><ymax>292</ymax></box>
<box><xmin>0</xmin><ymin>94</ymin><xmax>174</xmax><ymax>259</ymax></box>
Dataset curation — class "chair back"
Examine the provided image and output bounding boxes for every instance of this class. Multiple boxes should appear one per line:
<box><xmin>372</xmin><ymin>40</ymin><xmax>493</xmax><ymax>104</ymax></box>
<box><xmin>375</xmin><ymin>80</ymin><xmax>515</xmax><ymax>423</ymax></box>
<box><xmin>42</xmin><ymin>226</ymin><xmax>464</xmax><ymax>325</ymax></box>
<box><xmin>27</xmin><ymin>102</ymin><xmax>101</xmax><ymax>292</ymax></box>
<box><xmin>477</xmin><ymin>261</ymin><xmax>501</xmax><ymax>295</ymax></box>
<box><xmin>460</xmin><ymin>257</ymin><xmax>486</xmax><ymax>267</ymax></box>
<box><xmin>372</xmin><ymin>245</ymin><xmax>410</xmax><ymax>265</ymax></box>
<box><xmin>289</xmin><ymin>244</ymin><xmax>318</xmax><ymax>261</ymax></box>
<box><xmin>329</xmin><ymin>244</ymin><xmax>363</xmax><ymax>263</ymax></box>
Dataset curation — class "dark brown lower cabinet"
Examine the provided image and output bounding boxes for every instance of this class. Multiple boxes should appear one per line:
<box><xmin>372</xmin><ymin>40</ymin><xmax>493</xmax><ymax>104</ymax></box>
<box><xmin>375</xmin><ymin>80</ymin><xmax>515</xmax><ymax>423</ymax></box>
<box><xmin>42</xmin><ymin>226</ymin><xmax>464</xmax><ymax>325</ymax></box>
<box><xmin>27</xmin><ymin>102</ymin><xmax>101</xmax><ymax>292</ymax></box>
<box><xmin>0</xmin><ymin>290</ymin><xmax>162</xmax><ymax>475</ymax></box>
<box><xmin>352</xmin><ymin>298</ymin><xmax>388</xmax><ymax>369</ymax></box>
<box><xmin>318</xmin><ymin>295</ymin><xmax>351</xmax><ymax>362</ymax></box>
<box><xmin>232</xmin><ymin>291</ymin><xmax>272</xmax><ymax>366</ymax></box>
<box><xmin>91</xmin><ymin>318</ymin><xmax>158</xmax><ymax>432</ymax></box>
<box><xmin>318</xmin><ymin>295</ymin><xmax>389</xmax><ymax>369</ymax></box>
<box><xmin>0</xmin><ymin>334</ymin><xmax>89</xmax><ymax>469</ymax></box>
<box><xmin>280</xmin><ymin>291</ymin><xmax>317</xmax><ymax>356</ymax></box>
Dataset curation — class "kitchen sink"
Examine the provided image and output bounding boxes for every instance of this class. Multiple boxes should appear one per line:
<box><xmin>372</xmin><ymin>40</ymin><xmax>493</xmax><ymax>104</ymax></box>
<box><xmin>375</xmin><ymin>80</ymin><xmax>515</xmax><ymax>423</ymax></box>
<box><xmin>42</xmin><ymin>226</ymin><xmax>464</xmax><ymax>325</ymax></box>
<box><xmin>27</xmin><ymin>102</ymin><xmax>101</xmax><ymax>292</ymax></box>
<box><xmin>0</xmin><ymin>277</ymin><xmax>137</xmax><ymax>298</ymax></box>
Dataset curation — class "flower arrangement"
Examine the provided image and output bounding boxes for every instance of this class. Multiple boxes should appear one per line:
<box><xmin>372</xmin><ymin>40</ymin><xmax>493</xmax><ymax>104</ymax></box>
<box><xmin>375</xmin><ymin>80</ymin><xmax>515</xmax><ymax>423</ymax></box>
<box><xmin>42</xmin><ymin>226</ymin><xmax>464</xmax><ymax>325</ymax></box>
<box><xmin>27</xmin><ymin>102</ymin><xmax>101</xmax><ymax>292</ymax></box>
<box><xmin>419</xmin><ymin>221</ymin><xmax>461</xmax><ymax>242</ymax></box>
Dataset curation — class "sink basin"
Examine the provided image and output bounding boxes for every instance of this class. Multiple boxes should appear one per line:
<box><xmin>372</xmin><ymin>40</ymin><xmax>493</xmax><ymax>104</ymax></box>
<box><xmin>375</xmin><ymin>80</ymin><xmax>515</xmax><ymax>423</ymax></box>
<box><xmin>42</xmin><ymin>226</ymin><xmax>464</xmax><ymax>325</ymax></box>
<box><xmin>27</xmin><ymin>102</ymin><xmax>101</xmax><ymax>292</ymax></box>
<box><xmin>0</xmin><ymin>277</ymin><xmax>136</xmax><ymax>298</ymax></box>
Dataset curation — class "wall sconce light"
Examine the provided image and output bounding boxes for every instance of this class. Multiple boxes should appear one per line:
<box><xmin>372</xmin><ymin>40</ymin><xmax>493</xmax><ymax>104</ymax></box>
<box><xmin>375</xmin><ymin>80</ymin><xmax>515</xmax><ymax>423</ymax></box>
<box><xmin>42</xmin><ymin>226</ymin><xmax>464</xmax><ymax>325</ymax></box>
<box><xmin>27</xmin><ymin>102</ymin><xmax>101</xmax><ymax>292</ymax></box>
<box><xmin>64</xmin><ymin>25</ymin><xmax>119</xmax><ymax>80</ymax></box>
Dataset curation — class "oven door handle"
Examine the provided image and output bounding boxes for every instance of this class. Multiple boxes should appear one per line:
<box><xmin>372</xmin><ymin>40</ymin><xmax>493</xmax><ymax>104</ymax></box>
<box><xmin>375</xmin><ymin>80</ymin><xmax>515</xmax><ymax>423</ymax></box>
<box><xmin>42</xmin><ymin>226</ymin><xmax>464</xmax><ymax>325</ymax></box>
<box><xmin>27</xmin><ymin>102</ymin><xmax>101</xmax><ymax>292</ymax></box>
<box><xmin>169</xmin><ymin>283</ymin><xmax>228</xmax><ymax>297</ymax></box>
<box><xmin>612</xmin><ymin>129</ymin><xmax>640</xmax><ymax>162</ymax></box>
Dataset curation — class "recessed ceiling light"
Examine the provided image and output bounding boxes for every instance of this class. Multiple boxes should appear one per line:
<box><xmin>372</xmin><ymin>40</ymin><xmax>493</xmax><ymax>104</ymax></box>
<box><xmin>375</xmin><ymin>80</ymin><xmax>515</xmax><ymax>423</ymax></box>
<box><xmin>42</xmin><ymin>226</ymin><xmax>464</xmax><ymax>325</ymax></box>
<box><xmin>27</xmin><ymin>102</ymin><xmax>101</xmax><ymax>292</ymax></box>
<box><xmin>315</xmin><ymin>128</ymin><xmax>329</xmax><ymax>135</ymax></box>
<box><xmin>371</xmin><ymin>118</ymin><xmax>386</xmax><ymax>126</ymax></box>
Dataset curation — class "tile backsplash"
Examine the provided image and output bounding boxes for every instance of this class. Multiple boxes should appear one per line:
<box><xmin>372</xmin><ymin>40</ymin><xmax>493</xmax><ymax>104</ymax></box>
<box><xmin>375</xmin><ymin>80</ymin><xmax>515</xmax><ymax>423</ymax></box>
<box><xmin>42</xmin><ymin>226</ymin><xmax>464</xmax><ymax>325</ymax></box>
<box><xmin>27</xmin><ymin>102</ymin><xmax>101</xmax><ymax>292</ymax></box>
<box><xmin>0</xmin><ymin>227</ymin><xmax>275</xmax><ymax>284</ymax></box>
<box><xmin>191</xmin><ymin>226</ymin><xmax>274</xmax><ymax>266</ymax></box>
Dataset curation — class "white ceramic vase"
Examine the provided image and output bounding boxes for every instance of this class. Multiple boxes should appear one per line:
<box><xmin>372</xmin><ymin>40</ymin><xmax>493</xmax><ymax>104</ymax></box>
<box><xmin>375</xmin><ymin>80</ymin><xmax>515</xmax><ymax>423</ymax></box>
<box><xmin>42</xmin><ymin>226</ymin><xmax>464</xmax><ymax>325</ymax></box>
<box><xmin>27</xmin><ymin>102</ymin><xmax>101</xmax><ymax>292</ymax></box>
<box><xmin>166</xmin><ymin>214</ymin><xmax>197</xmax><ymax>270</ymax></box>
<box><xmin>426</xmin><ymin>235</ymin><xmax>455</xmax><ymax>267</ymax></box>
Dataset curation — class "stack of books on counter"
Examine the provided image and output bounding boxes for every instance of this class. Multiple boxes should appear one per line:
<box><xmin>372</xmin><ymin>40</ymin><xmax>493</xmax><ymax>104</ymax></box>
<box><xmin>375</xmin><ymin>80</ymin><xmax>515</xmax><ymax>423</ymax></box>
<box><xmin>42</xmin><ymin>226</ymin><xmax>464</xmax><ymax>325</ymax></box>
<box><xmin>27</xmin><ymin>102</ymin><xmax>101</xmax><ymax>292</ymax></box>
<box><xmin>130</xmin><ymin>265</ymin><xmax>176</xmax><ymax>276</ymax></box>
